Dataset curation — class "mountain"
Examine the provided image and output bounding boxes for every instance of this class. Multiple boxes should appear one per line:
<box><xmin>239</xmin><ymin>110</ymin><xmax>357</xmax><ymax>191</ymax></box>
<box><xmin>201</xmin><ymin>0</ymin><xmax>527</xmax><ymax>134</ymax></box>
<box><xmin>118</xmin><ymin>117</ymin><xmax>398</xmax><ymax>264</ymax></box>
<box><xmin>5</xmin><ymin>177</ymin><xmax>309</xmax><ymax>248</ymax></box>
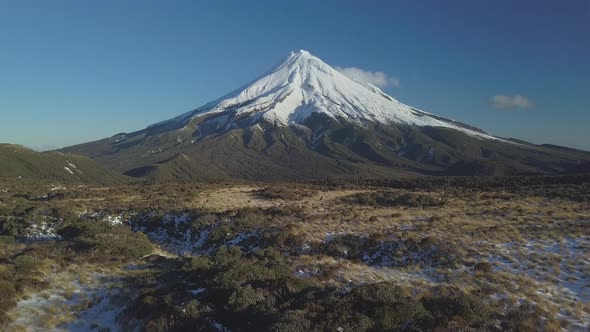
<box><xmin>0</xmin><ymin>144</ymin><xmax>130</xmax><ymax>184</ymax></box>
<box><xmin>61</xmin><ymin>50</ymin><xmax>590</xmax><ymax>180</ymax></box>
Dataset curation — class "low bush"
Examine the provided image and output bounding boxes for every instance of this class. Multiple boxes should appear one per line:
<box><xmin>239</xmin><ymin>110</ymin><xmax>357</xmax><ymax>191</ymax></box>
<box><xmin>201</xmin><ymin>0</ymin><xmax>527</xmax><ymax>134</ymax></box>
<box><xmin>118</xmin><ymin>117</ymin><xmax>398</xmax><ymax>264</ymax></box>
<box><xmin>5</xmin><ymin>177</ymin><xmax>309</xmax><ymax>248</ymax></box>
<box><xmin>253</xmin><ymin>186</ymin><xmax>316</xmax><ymax>201</ymax></box>
<box><xmin>474</xmin><ymin>261</ymin><xmax>493</xmax><ymax>273</ymax></box>
<box><xmin>348</xmin><ymin>191</ymin><xmax>446</xmax><ymax>208</ymax></box>
<box><xmin>181</xmin><ymin>256</ymin><xmax>212</xmax><ymax>273</ymax></box>
<box><xmin>0</xmin><ymin>236</ymin><xmax>15</xmax><ymax>245</ymax></box>
<box><xmin>0</xmin><ymin>280</ymin><xmax>16</xmax><ymax>304</ymax></box>
<box><xmin>423</xmin><ymin>292</ymin><xmax>491</xmax><ymax>327</ymax></box>
<box><xmin>58</xmin><ymin>221</ymin><xmax>153</xmax><ymax>262</ymax></box>
<box><xmin>124</xmin><ymin>245</ymin><xmax>497</xmax><ymax>332</ymax></box>
<box><xmin>14</xmin><ymin>255</ymin><xmax>38</xmax><ymax>273</ymax></box>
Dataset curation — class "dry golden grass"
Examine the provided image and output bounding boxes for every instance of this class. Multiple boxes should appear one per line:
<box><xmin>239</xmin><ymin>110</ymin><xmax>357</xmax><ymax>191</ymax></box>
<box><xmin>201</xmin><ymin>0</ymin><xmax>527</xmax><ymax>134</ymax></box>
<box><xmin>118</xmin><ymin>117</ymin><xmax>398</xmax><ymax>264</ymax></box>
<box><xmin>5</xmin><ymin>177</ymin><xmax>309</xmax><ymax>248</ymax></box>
<box><xmin>2</xmin><ymin>179</ymin><xmax>588</xmax><ymax>328</ymax></box>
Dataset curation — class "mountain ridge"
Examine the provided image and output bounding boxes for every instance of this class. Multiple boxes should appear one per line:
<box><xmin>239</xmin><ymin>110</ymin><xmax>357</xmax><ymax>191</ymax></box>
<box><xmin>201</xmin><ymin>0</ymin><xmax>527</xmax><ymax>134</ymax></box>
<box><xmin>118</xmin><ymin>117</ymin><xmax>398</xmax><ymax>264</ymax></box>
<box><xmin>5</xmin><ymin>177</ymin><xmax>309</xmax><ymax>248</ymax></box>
<box><xmin>0</xmin><ymin>144</ymin><xmax>131</xmax><ymax>184</ymax></box>
<box><xmin>60</xmin><ymin>50</ymin><xmax>590</xmax><ymax>180</ymax></box>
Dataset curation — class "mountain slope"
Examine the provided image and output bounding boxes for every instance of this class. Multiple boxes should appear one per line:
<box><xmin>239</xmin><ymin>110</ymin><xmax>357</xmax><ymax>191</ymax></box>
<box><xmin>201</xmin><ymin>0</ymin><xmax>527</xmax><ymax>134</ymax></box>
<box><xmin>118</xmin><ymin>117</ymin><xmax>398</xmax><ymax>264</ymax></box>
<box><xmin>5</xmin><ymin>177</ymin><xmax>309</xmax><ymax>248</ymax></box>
<box><xmin>149</xmin><ymin>50</ymin><xmax>493</xmax><ymax>139</ymax></box>
<box><xmin>61</xmin><ymin>50</ymin><xmax>590</xmax><ymax>180</ymax></box>
<box><xmin>0</xmin><ymin>144</ymin><xmax>130</xmax><ymax>184</ymax></box>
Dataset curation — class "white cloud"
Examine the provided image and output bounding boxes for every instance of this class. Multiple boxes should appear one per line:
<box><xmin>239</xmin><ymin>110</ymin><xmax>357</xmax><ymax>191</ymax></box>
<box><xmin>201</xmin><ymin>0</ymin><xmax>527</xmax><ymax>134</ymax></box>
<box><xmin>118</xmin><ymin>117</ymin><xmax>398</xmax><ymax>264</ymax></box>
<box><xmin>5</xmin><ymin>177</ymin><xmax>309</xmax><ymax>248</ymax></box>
<box><xmin>335</xmin><ymin>66</ymin><xmax>399</xmax><ymax>89</ymax></box>
<box><xmin>490</xmin><ymin>94</ymin><xmax>533</xmax><ymax>111</ymax></box>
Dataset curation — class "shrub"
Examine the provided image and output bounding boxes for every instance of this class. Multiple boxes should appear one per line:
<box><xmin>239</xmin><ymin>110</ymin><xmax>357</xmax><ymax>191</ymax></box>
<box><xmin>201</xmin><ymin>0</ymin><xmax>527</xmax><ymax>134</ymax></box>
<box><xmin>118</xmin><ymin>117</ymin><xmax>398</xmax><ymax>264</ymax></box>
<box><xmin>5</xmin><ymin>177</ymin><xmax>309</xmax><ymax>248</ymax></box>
<box><xmin>474</xmin><ymin>262</ymin><xmax>493</xmax><ymax>273</ymax></box>
<box><xmin>60</xmin><ymin>222</ymin><xmax>153</xmax><ymax>262</ymax></box>
<box><xmin>228</xmin><ymin>285</ymin><xmax>265</xmax><ymax>311</ymax></box>
<box><xmin>348</xmin><ymin>191</ymin><xmax>445</xmax><ymax>208</ymax></box>
<box><xmin>180</xmin><ymin>299</ymin><xmax>200</xmax><ymax>320</ymax></box>
<box><xmin>324</xmin><ymin>234</ymin><xmax>365</xmax><ymax>259</ymax></box>
<box><xmin>272</xmin><ymin>310</ymin><xmax>312</xmax><ymax>332</ymax></box>
<box><xmin>14</xmin><ymin>255</ymin><xmax>38</xmax><ymax>272</ymax></box>
<box><xmin>349</xmin><ymin>282</ymin><xmax>407</xmax><ymax>304</ymax></box>
<box><xmin>424</xmin><ymin>293</ymin><xmax>491</xmax><ymax>327</ymax></box>
<box><xmin>0</xmin><ymin>280</ymin><xmax>16</xmax><ymax>301</ymax></box>
<box><xmin>0</xmin><ymin>236</ymin><xmax>15</xmax><ymax>245</ymax></box>
<box><xmin>500</xmin><ymin>302</ymin><xmax>553</xmax><ymax>331</ymax></box>
<box><xmin>254</xmin><ymin>187</ymin><xmax>316</xmax><ymax>201</ymax></box>
<box><xmin>63</xmin><ymin>287</ymin><xmax>76</xmax><ymax>300</ymax></box>
<box><xmin>0</xmin><ymin>280</ymin><xmax>17</xmax><ymax>313</ymax></box>
<box><xmin>373</xmin><ymin>302</ymin><xmax>431</xmax><ymax>330</ymax></box>
<box><xmin>0</xmin><ymin>265</ymin><xmax>13</xmax><ymax>281</ymax></box>
<box><xmin>190</xmin><ymin>214</ymin><xmax>217</xmax><ymax>232</ymax></box>
<box><xmin>213</xmin><ymin>246</ymin><xmax>243</xmax><ymax>267</ymax></box>
<box><xmin>206</xmin><ymin>224</ymin><xmax>233</xmax><ymax>246</ymax></box>
<box><xmin>182</xmin><ymin>256</ymin><xmax>211</xmax><ymax>273</ymax></box>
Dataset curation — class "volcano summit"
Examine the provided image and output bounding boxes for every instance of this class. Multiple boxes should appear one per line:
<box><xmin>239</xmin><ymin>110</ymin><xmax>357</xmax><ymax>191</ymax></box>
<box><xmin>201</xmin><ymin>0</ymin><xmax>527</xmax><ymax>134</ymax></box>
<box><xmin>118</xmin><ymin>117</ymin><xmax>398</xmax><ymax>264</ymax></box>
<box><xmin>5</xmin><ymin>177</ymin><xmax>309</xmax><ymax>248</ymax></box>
<box><xmin>62</xmin><ymin>50</ymin><xmax>590</xmax><ymax>180</ymax></box>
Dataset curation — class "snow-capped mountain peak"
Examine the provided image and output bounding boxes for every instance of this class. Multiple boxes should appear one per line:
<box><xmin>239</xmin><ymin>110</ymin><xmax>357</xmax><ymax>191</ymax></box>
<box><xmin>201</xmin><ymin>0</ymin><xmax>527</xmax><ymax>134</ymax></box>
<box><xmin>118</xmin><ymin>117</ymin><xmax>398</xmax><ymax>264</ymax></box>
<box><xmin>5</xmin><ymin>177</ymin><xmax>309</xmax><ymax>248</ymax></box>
<box><xmin>62</xmin><ymin>50</ymin><xmax>590</xmax><ymax>180</ymax></box>
<box><xmin>163</xmin><ymin>50</ymin><xmax>492</xmax><ymax>139</ymax></box>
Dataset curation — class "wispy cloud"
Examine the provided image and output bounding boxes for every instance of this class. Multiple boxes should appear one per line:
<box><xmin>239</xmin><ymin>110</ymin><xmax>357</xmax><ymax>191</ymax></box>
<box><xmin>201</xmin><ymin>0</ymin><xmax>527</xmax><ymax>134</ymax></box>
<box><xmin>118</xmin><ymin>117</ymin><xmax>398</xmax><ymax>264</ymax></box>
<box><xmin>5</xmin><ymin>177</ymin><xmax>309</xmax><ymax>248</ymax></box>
<box><xmin>490</xmin><ymin>94</ymin><xmax>533</xmax><ymax>111</ymax></box>
<box><xmin>335</xmin><ymin>66</ymin><xmax>399</xmax><ymax>89</ymax></box>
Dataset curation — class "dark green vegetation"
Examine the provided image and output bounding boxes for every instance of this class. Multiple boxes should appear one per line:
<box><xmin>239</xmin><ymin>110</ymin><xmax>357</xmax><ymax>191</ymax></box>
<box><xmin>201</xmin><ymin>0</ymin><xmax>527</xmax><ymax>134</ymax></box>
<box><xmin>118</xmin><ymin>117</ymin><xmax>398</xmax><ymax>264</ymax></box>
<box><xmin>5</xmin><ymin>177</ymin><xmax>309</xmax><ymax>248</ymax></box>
<box><xmin>253</xmin><ymin>186</ymin><xmax>317</xmax><ymax>200</ymax></box>
<box><xmin>0</xmin><ymin>249</ymin><xmax>46</xmax><ymax>326</ymax></box>
<box><xmin>61</xmin><ymin>113</ymin><xmax>590</xmax><ymax>181</ymax></box>
<box><xmin>346</xmin><ymin>191</ymin><xmax>447</xmax><ymax>208</ymax></box>
<box><xmin>0</xmin><ymin>144</ymin><xmax>129</xmax><ymax>185</ymax></box>
<box><xmin>124</xmin><ymin>247</ymin><xmax>496</xmax><ymax>332</ymax></box>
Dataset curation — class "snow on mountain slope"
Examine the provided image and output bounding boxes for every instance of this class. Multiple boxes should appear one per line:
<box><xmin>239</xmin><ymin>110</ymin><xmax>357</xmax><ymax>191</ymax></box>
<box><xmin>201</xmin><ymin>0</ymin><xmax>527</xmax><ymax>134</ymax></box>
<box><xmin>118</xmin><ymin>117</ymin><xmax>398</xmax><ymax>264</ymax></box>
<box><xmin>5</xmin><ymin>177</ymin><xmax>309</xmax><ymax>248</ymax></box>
<box><xmin>154</xmin><ymin>50</ymin><xmax>495</xmax><ymax>139</ymax></box>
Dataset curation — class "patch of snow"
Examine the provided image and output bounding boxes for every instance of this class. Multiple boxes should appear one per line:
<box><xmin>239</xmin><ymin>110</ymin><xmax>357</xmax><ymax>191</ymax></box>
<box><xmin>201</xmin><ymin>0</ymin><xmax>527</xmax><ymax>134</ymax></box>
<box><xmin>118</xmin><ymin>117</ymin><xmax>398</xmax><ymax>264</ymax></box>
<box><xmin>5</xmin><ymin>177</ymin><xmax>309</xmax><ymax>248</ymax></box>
<box><xmin>491</xmin><ymin>236</ymin><xmax>590</xmax><ymax>304</ymax></box>
<box><xmin>7</xmin><ymin>273</ymin><xmax>133</xmax><ymax>332</ymax></box>
<box><xmin>50</xmin><ymin>184</ymin><xmax>66</xmax><ymax>191</ymax></box>
<box><xmin>64</xmin><ymin>286</ymin><xmax>127</xmax><ymax>332</ymax></box>
<box><xmin>104</xmin><ymin>215</ymin><xmax>124</xmax><ymax>225</ymax></box>
<box><xmin>66</xmin><ymin>160</ymin><xmax>78</xmax><ymax>169</ymax></box>
<box><xmin>130</xmin><ymin>212</ymin><xmax>263</xmax><ymax>256</ymax></box>
<box><xmin>23</xmin><ymin>221</ymin><xmax>61</xmax><ymax>241</ymax></box>
<box><xmin>487</xmin><ymin>236</ymin><xmax>590</xmax><ymax>328</ymax></box>
<box><xmin>211</xmin><ymin>321</ymin><xmax>231</xmax><ymax>332</ymax></box>
<box><xmin>189</xmin><ymin>288</ymin><xmax>207</xmax><ymax>295</ymax></box>
<box><xmin>64</xmin><ymin>166</ymin><xmax>74</xmax><ymax>175</ymax></box>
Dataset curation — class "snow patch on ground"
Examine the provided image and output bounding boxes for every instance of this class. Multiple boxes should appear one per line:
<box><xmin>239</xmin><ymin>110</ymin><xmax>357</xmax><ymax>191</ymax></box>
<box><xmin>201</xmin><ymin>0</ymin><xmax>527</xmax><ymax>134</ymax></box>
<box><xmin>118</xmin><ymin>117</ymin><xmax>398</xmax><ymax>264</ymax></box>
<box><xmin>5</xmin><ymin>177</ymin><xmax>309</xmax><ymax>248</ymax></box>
<box><xmin>64</xmin><ymin>284</ymin><xmax>128</xmax><ymax>332</ymax></box>
<box><xmin>491</xmin><ymin>236</ymin><xmax>590</xmax><ymax>304</ymax></box>
<box><xmin>23</xmin><ymin>221</ymin><xmax>62</xmax><ymax>241</ymax></box>
<box><xmin>50</xmin><ymin>184</ymin><xmax>66</xmax><ymax>191</ymax></box>
<box><xmin>78</xmin><ymin>210</ymin><xmax>130</xmax><ymax>226</ymax></box>
<box><xmin>130</xmin><ymin>212</ymin><xmax>261</xmax><ymax>256</ymax></box>
<box><xmin>189</xmin><ymin>288</ymin><xmax>207</xmax><ymax>295</ymax></box>
<box><xmin>485</xmin><ymin>236</ymin><xmax>590</xmax><ymax>329</ymax></box>
<box><xmin>7</xmin><ymin>272</ymin><xmax>134</xmax><ymax>332</ymax></box>
<box><xmin>104</xmin><ymin>215</ymin><xmax>124</xmax><ymax>225</ymax></box>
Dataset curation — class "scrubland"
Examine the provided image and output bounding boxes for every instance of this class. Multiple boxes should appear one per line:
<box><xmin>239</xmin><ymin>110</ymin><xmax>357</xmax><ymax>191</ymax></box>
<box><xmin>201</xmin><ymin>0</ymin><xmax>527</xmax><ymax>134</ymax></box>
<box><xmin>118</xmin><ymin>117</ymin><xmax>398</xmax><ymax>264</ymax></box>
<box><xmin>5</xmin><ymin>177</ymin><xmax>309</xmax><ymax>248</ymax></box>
<box><xmin>0</xmin><ymin>175</ymin><xmax>588</xmax><ymax>331</ymax></box>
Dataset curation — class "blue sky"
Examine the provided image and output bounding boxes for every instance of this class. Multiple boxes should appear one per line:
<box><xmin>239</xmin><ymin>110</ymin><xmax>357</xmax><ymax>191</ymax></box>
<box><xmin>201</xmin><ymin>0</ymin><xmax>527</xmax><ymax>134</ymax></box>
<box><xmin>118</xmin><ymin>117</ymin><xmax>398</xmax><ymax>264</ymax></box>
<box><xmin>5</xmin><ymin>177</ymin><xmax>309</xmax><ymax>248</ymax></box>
<box><xmin>1</xmin><ymin>0</ymin><xmax>588</xmax><ymax>150</ymax></box>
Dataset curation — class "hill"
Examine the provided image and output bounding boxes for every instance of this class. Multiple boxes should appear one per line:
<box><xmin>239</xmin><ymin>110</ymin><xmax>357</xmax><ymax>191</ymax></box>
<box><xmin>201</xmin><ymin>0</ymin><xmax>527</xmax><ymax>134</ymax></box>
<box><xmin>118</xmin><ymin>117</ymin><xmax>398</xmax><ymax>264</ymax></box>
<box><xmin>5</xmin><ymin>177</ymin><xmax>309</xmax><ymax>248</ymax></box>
<box><xmin>0</xmin><ymin>144</ymin><xmax>130</xmax><ymax>184</ymax></box>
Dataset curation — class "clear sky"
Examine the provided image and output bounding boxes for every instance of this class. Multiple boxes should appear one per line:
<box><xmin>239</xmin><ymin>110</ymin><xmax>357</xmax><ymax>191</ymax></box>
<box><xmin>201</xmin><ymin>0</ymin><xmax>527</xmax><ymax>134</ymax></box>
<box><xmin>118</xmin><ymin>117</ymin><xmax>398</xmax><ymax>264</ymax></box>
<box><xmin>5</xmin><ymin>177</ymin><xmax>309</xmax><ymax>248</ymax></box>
<box><xmin>1</xmin><ymin>0</ymin><xmax>588</xmax><ymax>151</ymax></box>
